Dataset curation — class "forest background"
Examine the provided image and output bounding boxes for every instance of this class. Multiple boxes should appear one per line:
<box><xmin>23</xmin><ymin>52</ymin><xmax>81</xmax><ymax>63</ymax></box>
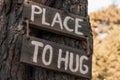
<box><xmin>89</xmin><ymin>0</ymin><xmax>120</xmax><ymax>80</ymax></box>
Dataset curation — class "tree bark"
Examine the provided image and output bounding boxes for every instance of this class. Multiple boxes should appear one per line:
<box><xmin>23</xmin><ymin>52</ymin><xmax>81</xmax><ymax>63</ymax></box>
<box><xmin>0</xmin><ymin>0</ymin><xmax>93</xmax><ymax>80</ymax></box>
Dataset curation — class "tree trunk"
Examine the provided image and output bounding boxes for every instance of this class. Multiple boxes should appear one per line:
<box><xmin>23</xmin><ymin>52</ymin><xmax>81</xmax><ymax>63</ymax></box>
<box><xmin>0</xmin><ymin>0</ymin><xmax>93</xmax><ymax>80</ymax></box>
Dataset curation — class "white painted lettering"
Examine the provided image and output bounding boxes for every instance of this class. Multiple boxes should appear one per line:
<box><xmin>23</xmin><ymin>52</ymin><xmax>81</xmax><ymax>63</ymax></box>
<box><xmin>31</xmin><ymin>41</ymin><xmax>44</xmax><ymax>63</ymax></box>
<box><xmin>69</xmin><ymin>52</ymin><xmax>79</xmax><ymax>72</ymax></box>
<box><xmin>64</xmin><ymin>16</ymin><xmax>74</xmax><ymax>32</ymax></box>
<box><xmin>51</xmin><ymin>13</ymin><xmax>63</xmax><ymax>30</ymax></box>
<box><xmin>42</xmin><ymin>8</ymin><xmax>50</xmax><ymax>26</ymax></box>
<box><xmin>80</xmin><ymin>56</ymin><xmax>89</xmax><ymax>74</ymax></box>
<box><xmin>57</xmin><ymin>49</ymin><xmax>69</xmax><ymax>70</ymax></box>
<box><xmin>31</xmin><ymin>5</ymin><xmax>42</xmax><ymax>21</ymax></box>
<box><xmin>75</xmin><ymin>18</ymin><xmax>83</xmax><ymax>35</ymax></box>
<box><xmin>42</xmin><ymin>45</ymin><xmax>53</xmax><ymax>66</ymax></box>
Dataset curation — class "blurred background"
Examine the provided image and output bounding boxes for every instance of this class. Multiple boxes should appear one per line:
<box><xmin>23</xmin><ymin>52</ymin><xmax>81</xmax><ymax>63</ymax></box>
<box><xmin>88</xmin><ymin>0</ymin><xmax>120</xmax><ymax>80</ymax></box>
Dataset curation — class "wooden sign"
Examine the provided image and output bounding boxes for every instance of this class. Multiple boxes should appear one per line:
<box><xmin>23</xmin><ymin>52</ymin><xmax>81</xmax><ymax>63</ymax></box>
<box><xmin>22</xmin><ymin>1</ymin><xmax>90</xmax><ymax>40</ymax></box>
<box><xmin>21</xmin><ymin>36</ymin><xmax>92</xmax><ymax>79</ymax></box>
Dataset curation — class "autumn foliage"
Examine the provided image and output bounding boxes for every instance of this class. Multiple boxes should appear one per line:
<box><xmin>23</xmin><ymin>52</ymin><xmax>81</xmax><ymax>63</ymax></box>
<box><xmin>90</xmin><ymin>5</ymin><xmax>120</xmax><ymax>80</ymax></box>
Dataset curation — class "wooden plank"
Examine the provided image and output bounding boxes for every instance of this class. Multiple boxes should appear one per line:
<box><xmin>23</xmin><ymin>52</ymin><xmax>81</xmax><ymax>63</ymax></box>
<box><xmin>22</xmin><ymin>1</ymin><xmax>91</xmax><ymax>40</ymax></box>
<box><xmin>20</xmin><ymin>36</ymin><xmax>92</xmax><ymax>79</ymax></box>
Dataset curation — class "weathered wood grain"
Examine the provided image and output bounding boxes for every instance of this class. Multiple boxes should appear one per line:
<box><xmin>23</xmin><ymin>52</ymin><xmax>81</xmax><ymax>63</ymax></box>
<box><xmin>22</xmin><ymin>1</ymin><xmax>90</xmax><ymax>40</ymax></box>
<box><xmin>21</xmin><ymin>36</ymin><xmax>92</xmax><ymax>79</ymax></box>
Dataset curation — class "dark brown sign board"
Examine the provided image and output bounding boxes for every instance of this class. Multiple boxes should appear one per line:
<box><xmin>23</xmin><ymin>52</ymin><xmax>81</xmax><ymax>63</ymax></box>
<box><xmin>21</xmin><ymin>36</ymin><xmax>92</xmax><ymax>79</ymax></box>
<box><xmin>22</xmin><ymin>1</ymin><xmax>90</xmax><ymax>40</ymax></box>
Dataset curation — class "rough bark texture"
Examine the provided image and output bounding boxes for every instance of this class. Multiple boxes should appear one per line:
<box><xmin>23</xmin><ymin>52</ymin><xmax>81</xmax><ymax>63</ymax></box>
<box><xmin>0</xmin><ymin>0</ymin><xmax>93</xmax><ymax>80</ymax></box>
